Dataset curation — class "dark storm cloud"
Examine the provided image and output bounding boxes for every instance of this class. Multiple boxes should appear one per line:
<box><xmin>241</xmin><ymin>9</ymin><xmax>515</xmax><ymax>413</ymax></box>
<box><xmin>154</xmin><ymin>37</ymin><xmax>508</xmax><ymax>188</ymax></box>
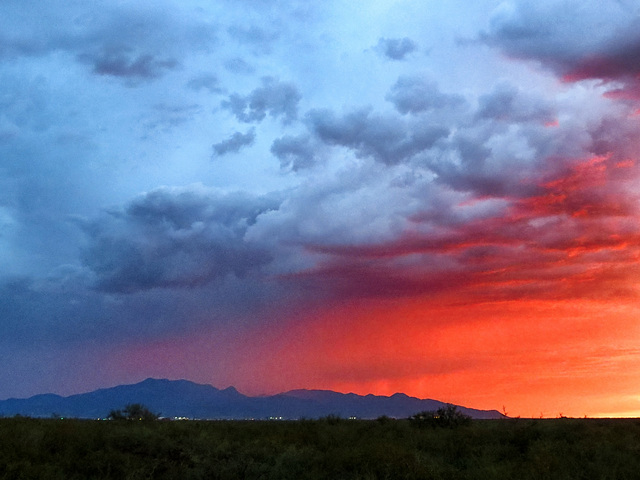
<box><xmin>221</xmin><ymin>77</ymin><xmax>301</xmax><ymax>124</ymax></box>
<box><xmin>479</xmin><ymin>1</ymin><xmax>602</xmax><ymax>63</ymax></box>
<box><xmin>212</xmin><ymin>129</ymin><xmax>256</xmax><ymax>156</ymax></box>
<box><xmin>81</xmin><ymin>187</ymin><xmax>281</xmax><ymax>294</ymax></box>
<box><xmin>307</xmin><ymin>108</ymin><xmax>449</xmax><ymax>165</ymax></box>
<box><xmin>270</xmin><ymin>134</ymin><xmax>317</xmax><ymax>170</ymax></box>
<box><xmin>386</xmin><ymin>75</ymin><xmax>466</xmax><ymax>114</ymax></box>
<box><xmin>375</xmin><ymin>37</ymin><xmax>418</xmax><ymax>60</ymax></box>
<box><xmin>563</xmin><ymin>41</ymin><xmax>640</xmax><ymax>99</ymax></box>
<box><xmin>482</xmin><ymin>1</ymin><xmax>640</xmax><ymax>98</ymax></box>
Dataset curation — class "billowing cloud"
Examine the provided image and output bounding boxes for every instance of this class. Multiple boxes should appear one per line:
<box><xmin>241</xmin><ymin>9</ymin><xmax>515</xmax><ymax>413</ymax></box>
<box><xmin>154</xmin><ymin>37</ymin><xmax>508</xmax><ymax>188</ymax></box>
<box><xmin>222</xmin><ymin>77</ymin><xmax>301</xmax><ymax>124</ymax></box>
<box><xmin>270</xmin><ymin>134</ymin><xmax>317</xmax><ymax>170</ymax></box>
<box><xmin>307</xmin><ymin>108</ymin><xmax>449</xmax><ymax>165</ymax></box>
<box><xmin>213</xmin><ymin>129</ymin><xmax>256</xmax><ymax>156</ymax></box>
<box><xmin>386</xmin><ymin>76</ymin><xmax>466</xmax><ymax>114</ymax></box>
<box><xmin>81</xmin><ymin>186</ymin><xmax>280</xmax><ymax>294</ymax></box>
<box><xmin>476</xmin><ymin>83</ymin><xmax>555</xmax><ymax>123</ymax></box>
<box><xmin>482</xmin><ymin>0</ymin><xmax>640</xmax><ymax>98</ymax></box>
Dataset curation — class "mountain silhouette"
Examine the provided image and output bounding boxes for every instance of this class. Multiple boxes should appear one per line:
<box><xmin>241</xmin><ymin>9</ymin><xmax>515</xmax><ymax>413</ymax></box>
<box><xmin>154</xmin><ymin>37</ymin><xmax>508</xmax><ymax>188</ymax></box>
<box><xmin>0</xmin><ymin>378</ymin><xmax>505</xmax><ymax>420</ymax></box>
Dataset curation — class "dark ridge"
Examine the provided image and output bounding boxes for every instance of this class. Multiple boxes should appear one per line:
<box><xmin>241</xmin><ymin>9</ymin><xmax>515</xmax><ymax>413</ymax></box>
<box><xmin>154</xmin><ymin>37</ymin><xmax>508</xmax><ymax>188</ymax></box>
<box><xmin>0</xmin><ymin>378</ymin><xmax>506</xmax><ymax>420</ymax></box>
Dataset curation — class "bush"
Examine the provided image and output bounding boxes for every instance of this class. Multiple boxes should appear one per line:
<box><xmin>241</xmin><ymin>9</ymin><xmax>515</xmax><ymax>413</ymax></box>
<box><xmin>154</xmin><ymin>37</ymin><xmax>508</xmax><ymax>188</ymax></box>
<box><xmin>107</xmin><ymin>403</ymin><xmax>159</xmax><ymax>421</ymax></box>
<box><xmin>409</xmin><ymin>404</ymin><xmax>472</xmax><ymax>428</ymax></box>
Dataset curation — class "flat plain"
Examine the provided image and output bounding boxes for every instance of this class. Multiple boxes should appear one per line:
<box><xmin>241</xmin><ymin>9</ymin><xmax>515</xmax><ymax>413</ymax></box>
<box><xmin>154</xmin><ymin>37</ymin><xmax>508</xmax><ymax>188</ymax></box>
<box><xmin>1</xmin><ymin>416</ymin><xmax>639</xmax><ymax>479</ymax></box>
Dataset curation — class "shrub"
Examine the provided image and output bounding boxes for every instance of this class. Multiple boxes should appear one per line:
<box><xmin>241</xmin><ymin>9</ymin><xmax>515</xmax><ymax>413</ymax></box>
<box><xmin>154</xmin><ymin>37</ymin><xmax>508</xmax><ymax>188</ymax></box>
<box><xmin>409</xmin><ymin>404</ymin><xmax>472</xmax><ymax>428</ymax></box>
<box><xmin>107</xmin><ymin>403</ymin><xmax>159</xmax><ymax>421</ymax></box>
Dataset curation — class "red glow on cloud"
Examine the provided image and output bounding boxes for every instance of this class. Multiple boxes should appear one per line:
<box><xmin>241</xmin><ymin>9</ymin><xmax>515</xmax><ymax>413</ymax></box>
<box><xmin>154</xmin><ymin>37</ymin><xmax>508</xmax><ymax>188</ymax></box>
<box><xmin>615</xmin><ymin>159</ymin><xmax>634</xmax><ymax>169</ymax></box>
<box><xmin>561</xmin><ymin>56</ymin><xmax>617</xmax><ymax>84</ymax></box>
<box><xmin>561</xmin><ymin>54</ymin><xmax>640</xmax><ymax>100</ymax></box>
<box><xmin>520</xmin><ymin>154</ymin><xmax>636</xmax><ymax>219</ymax></box>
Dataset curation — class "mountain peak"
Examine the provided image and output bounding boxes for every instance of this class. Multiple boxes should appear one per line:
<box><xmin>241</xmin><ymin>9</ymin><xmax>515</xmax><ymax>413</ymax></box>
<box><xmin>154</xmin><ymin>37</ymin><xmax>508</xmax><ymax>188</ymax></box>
<box><xmin>391</xmin><ymin>392</ymin><xmax>410</xmax><ymax>399</ymax></box>
<box><xmin>140</xmin><ymin>377</ymin><xmax>167</xmax><ymax>384</ymax></box>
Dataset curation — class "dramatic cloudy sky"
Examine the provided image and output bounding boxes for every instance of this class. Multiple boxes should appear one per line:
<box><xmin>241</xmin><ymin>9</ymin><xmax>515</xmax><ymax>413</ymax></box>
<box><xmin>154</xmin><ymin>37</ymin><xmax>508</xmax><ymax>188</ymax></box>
<box><xmin>2</xmin><ymin>0</ymin><xmax>640</xmax><ymax>417</ymax></box>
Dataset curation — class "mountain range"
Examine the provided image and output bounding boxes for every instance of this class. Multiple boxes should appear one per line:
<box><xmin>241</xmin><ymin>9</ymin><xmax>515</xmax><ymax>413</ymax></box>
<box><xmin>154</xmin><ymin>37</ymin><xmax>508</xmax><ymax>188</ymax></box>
<box><xmin>0</xmin><ymin>378</ymin><xmax>505</xmax><ymax>420</ymax></box>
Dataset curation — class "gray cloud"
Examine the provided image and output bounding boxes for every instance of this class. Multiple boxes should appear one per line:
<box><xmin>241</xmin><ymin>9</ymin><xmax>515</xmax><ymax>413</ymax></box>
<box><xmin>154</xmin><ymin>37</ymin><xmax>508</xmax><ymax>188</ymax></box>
<box><xmin>481</xmin><ymin>1</ymin><xmax>640</xmax><ymax>98</ymax></box>
<box><xmin>0</xmin><ymin>2</ymin><xmax>216</xmax><ymax>84</ymax></box>
<box><xmin>476</xmin><ymin>83</ymin><xmax>556</xmax><ymax>123</ymax></box>
<box><xmin>270</xmin><ymin>134</ymin><xmax>317</xmax><ymax>170</ymax></box>
<box><xmin>213</xmin><ymin>129</ymin><xmax>256</xmax><ymax>156</ymax></box>
<box><xmin>222</xmin><ymin>77</ymin><xmax>301</xmax><ymax>124</ymax></box>
<box><xmin>81</xmin><ymin>49</ymin><xmax>179</xmax><ymax>81</ymax></box>
<box><xmin>81</xmin><ymin>186</ymin><xmax>281</xmax><ymax>294</ymax></box>
<box><xmin>427</xmin><ymin>135</ymin><xmax>513</xmax><ymax>197</ymax></box>
<box><xmin>375</xmin><ymin>37</ymin><xmax>418</xmax><ymax>60</ymax></box>
<box><xmin>421</xmin><ymin>108</ymin><xmax>588</xmax><ymax>199</ymax></box>
<box><xmin>307</xmin><ymin>108</ymin><xmax>449</xmax><ymax>165</ymax></box>
<box><xmin>386</xmin><ymin>75</ymin><xmax>466</xmax><ymax>114</ymax></box>
<box><xmin>480</xmin><ymin>1</ymin><xmax>597</xmax><ymax>63</ymax></box>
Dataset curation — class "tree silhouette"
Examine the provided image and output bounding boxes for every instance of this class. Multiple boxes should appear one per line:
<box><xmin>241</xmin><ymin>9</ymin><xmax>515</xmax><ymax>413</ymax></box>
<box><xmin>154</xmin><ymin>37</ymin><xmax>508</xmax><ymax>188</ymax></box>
<box><xmin>409</xmin><ymin>404</ymin><xmax>472</xmax><ymax>428</ymax></box>
<box><xmin>107</xmin><ymin>403</ymin><xmax>159</xmax><ymax>421</ymax></box>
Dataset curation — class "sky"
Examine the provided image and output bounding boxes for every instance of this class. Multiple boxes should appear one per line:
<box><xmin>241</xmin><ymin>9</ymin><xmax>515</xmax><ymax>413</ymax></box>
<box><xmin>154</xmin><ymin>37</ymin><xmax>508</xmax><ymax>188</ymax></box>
<box><xmin>1</xmin><ymin>0</ymin><xmax>640</xmax><ymax>418</ymax></box>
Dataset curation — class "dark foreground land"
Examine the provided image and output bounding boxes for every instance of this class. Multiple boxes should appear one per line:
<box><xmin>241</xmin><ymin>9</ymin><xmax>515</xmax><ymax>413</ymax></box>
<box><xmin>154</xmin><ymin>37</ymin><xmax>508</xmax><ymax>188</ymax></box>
<box><xmin>1</xmin><ymin>416</ymin><xmax>639</xmax><ymax>479</ymax></box>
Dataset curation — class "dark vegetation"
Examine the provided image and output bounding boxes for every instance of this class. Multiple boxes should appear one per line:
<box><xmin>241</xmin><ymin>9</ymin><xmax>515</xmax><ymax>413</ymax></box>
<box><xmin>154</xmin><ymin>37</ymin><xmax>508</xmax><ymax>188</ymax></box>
<box><xmin>1</xmin><ymin>413</ymin><xmax>640</xmax><ymax>479</ymax></box>
<box><xmin>409</xmin><ymin>404</ymin><xmax>473</xmax><ymax>428</ymax></box>
<box><xmin>107</xmin><ymin>404</ymin><xmax>160</xmax><ymax>422</ymax></box>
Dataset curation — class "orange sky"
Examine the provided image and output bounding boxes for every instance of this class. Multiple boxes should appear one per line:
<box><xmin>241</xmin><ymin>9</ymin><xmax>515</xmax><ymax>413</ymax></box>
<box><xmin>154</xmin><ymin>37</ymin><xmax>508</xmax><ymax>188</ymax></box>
<box><xmin>237</xmin><ymin>298</ymin><xmax>640</xmax><ymax>418</ymax></box>
<box><xmin>112</xmin><ymin>294</ymin><xmax>640</xmax><ymax>418</ymax></box>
